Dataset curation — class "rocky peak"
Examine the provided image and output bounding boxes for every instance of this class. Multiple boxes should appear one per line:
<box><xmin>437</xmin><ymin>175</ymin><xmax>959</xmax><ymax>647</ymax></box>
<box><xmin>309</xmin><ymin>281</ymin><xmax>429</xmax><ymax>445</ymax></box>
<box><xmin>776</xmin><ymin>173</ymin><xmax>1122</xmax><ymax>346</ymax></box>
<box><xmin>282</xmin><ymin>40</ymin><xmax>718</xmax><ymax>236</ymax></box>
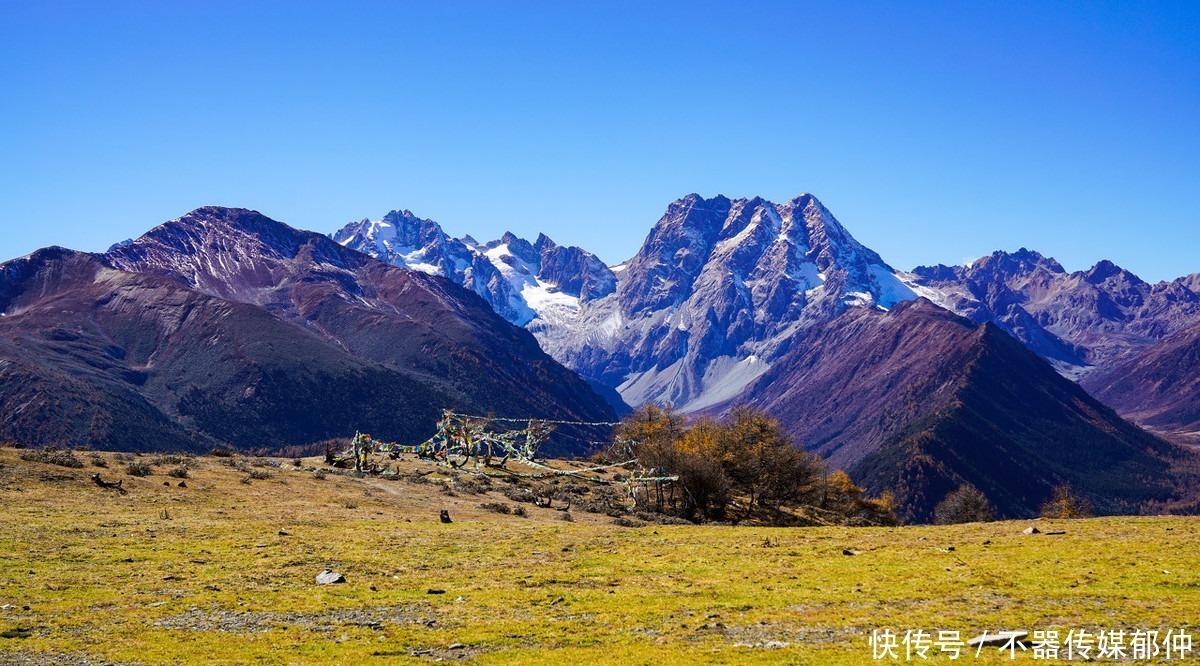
<box><xmin>616</xmin><ymin>194</ymin><xmax>734</xmax><ymax>314</ymax></box>
<box><xmin>910</xmin><ymin>263</ymin><xmax>964</xmax><ymax>283</ymax></box>
<box><xmin>545</xmin><ymin>192</ymin><xmax>925</xmax><ymax>410</ymax></box>
<box><xmin>1083</xmin><ymin>259</ymin><xmax>1145</xmax><ymax>288</ymax></box>
<box><xmin>533</xmin><ymin>232</ymin><xmax>557</xmax><ymax>254</ymax></box>
<box><xmin>488</xmin><ymin>232</ymin><xmax>539</xmax><ymax>267</ymax></box>
<box><xmin>969</xmin><ymin>248</ymin><xmax>1065</xmax><ymax>281</ymax></box>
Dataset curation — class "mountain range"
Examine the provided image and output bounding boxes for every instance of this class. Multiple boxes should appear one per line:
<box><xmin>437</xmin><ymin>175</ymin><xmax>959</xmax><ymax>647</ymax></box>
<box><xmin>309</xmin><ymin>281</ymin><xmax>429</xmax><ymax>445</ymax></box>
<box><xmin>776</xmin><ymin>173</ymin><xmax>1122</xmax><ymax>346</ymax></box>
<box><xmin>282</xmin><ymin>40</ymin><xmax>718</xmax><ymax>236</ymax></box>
<box><xmin>328</xmin><ymin>194</ymin><xmax>1200</xmax><ymax>518</ymax></box>
<box><xmin>0</xmin><ymin>208</ymin><xmax>616</xmax><ymax>455</ymax></box>
<box><xmin>1</xmin><ymin>194</ymin><xmax>1196</xmax><ymax>520</ymax></box>
<box><xmin>332</xmin><ymin>196</ymin><xmax>1200</xmax><ymax>445</ymax></box>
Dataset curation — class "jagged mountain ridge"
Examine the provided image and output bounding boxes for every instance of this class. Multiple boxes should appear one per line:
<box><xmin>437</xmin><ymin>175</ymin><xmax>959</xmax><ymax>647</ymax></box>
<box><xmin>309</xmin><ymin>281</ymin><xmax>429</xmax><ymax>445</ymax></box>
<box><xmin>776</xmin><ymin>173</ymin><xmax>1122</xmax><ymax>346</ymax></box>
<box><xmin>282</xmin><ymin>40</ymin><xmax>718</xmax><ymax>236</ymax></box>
<box><xmin>910</xmin><ymin>249</ymin><xmax>1200</xmax><ymax>378</ymax></box>
<box><xmin>0</xmin><ymin>207</ymin><xmax>618</xmax><ymax>452</ymax></box>
<box><xmin>333</xmin><ymin>210</ymin><xmax>616</xmax><ymax>327</ymax></box>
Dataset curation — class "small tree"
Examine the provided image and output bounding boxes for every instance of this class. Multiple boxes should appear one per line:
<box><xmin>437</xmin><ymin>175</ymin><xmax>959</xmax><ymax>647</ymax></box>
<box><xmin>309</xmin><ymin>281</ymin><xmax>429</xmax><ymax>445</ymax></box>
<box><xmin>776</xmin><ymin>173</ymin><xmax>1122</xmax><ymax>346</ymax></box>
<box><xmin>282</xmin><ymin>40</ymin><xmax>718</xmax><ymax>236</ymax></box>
<box><xmin>933</xmin><ymin>484</ymin><xmax>995</xmax><ymax>524</ymax></box>
<box><xmin>1040</xmin><ymin>483</ymin><xmax>1094</xmax><ymax>519</ymax></box>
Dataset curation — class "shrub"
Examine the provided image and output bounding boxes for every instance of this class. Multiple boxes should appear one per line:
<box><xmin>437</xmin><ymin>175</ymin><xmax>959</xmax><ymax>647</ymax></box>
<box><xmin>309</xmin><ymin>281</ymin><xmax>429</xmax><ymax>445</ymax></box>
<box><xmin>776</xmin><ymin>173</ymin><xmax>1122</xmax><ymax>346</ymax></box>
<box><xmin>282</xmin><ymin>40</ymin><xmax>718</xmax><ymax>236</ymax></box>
<box><xmin>126</xmin><ymin>462</ymin><xmax>153</xmax><ymax>477</ymax></box>
<box><xmin>209</xmin><ymin>448</ymin><xmax>233</xmax><ymax>458</ymax></box>
<box><xmin>20</xmin><ymin>448</ymin><xmax>85</xmax><ymax>469</ymax></box>
<box><xmin>167</xmin><ymin>466</ymin><xmax>189</xmax><ymax>479</ymax></box>
<box><xmin>502</xmin><ymin>486</ymin><xmax>535</xmax><ymax>503</ymax></box>
<box><xmin>480</xmin><ymin>502</ymin><xmax>513</xmax><ymax>515</ymax></box>
<box><xmin>933</xmin><ymin>484</ymin><xmax>995</xmax><ymax>524</ymax></box>
<box><xmin>247</xmin><ymin>469</ymin><xmax>272</xmax><ymax>481</ymax></box>
<box><xmin>90</xmin><ymin>454</ymin><xmax>107</xmax><ymax>468</ymax></box>
<box><xmin>312</xmin><ymin>469</ymin><xmax>327</xmax><ymax>480</ymax></box>
<box><xmin>455</xmin><ymin>475</ymin><xmax>491</xmax><ymax>495</ymax></box>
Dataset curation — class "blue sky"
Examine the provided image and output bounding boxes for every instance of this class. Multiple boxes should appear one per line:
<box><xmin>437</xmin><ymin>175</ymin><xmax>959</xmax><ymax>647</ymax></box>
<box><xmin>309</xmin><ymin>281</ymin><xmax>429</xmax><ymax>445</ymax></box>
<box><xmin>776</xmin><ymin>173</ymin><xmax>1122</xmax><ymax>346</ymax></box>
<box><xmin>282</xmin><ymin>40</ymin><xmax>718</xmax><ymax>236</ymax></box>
<box><xmin>1</xmin><ymin>1</ymin><xmax>1197</xmax><ymax>281</ymax></box>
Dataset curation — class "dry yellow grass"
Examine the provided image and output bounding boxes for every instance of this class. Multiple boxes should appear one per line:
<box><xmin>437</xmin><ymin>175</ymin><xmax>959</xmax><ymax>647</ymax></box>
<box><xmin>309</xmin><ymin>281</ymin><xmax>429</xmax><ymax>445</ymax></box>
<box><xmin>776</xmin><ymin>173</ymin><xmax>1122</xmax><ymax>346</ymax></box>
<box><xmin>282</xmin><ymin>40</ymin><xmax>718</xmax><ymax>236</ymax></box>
<box><xmin>1</xmin><ymin>447</ymin><xmax>1198</xmax><ymax>664</ymax></box>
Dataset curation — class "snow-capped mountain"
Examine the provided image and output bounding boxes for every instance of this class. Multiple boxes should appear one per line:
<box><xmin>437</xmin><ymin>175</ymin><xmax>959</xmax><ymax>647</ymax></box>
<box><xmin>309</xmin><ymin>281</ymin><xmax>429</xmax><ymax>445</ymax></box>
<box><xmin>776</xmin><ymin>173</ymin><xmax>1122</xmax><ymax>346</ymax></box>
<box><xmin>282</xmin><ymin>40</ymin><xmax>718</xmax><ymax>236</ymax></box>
<box><xmin>533</xmin><ymin>193</ymin><xmax>942</xmax><ymax>410</ymax></box>
<box><xmin>330</xmin><ymin>194</ymin><xmax>1200</xmax><ymax>425</ymax></box>
<box><xmin>332</xmin><ymin>210</ymin><xmax>530</xmax><ymax>323</ymax></box>
<box><xmin>333</xmin><ymin>212</ymin><xmax>616</xmax><ymax>327</ymax></box>
<box><xmin>336</xmin><ymin>194</ymin><xmax>943</xmax><ymax>411</ymax></box>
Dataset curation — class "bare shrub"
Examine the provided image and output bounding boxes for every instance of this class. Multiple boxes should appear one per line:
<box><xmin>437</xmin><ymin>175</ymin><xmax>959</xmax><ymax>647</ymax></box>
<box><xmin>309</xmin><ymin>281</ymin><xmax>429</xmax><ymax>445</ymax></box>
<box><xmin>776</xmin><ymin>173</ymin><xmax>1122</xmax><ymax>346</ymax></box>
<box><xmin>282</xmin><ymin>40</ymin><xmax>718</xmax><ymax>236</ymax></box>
<box><xmin>933</xmin><ymin>484</ymin><xmax>995</xmax><ymax>524</ymax></box>
<box><xmin>479</xmin><ymin>502</ymin><xmax>513</xmax><ymax>515</ymax></box>
<box><xmin>221</xmin><ymin>458</ymin><xmax>250</xmax><ymax>472</ymax></box>
<box><xmin>312</xmin><ymin>469</ymin><xmax>327</xmax><ymax>480</ymax></box>
<box><xmin>247</xmin><ymin>469</ymin><xmax>272</xmax><ymax>481</ymax></box>
<box><xmin>455</xmin><ymin>475</ymin><xmax>491</xmax><ymax>495</ymax></box>
<box><xmin>167</xmin><ymin>466</ymin><xmax>190</xmax><ymax>479</ymax></box>
<box><xmin>209</xmin><ymin>448</ymin><xmax>233</xmax><ymax>458</ymax></box>
<box><xmin>90</xmin><ymin>454</ymin><xmax>107</xmax><ymax>468</ymax></box>
<box><xmin>20</xmin><ymin>448</ymin><xmax>85</xmax><ymax>469</ymax></box>
<box><xmin>502</xmin><ymin>486</ymin><xmax>534</xmax><ymax>503</ymax></box>
<box><xmin>126</xmin><ymin>462</ymin><xmax>153</xmax><ymax>477</ymax></box>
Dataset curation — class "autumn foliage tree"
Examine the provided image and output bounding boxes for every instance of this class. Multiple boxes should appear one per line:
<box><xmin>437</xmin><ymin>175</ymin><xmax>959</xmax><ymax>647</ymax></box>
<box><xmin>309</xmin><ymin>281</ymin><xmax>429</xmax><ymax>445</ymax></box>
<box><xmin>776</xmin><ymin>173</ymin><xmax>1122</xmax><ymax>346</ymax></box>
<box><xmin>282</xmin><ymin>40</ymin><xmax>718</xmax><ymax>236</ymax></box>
<box><xmin>1040</xmin><ymin>483</ymin><xmax>1095</xmax><ymax>519</ymax></box>
<box><xmin>614</xmin><ymin>405</ymin><xmax>896</xmax><ymax>525</ymax></box>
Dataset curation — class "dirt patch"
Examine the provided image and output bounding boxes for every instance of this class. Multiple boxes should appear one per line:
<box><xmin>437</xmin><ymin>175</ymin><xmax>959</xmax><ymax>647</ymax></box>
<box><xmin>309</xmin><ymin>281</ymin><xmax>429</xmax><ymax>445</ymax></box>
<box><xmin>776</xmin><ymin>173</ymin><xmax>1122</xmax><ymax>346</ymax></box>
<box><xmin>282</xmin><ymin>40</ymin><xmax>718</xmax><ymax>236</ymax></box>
<box><xmin>0</xmin><ymin>652</ymin><xmax>136</xmax><ymax>666</ymax></box>
<box><xmin>150</xmin><ymin>603</ymin><xmax>440</xmax><ymax>634</ymax></box>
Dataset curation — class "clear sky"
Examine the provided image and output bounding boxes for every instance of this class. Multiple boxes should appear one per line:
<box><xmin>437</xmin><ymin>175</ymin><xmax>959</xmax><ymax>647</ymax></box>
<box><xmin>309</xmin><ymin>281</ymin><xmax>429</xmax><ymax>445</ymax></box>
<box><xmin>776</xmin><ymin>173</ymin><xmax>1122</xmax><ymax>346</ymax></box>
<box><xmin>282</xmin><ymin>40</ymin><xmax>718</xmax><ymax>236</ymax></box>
<box><xmin>2</xmin><ymin>1</ymin><xmax>1197</xmax><ymax>281</ymax></box>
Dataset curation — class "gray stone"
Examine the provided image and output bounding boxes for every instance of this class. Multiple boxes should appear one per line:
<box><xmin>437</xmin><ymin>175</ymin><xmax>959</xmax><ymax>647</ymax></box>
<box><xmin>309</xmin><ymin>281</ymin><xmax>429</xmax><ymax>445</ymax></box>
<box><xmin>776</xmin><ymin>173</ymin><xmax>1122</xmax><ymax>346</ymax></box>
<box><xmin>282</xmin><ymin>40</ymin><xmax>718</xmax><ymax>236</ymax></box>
<box><xmin>315</xmin><ymin>569</ymin><xmax>345</xmax><ymax>585</ymax></box>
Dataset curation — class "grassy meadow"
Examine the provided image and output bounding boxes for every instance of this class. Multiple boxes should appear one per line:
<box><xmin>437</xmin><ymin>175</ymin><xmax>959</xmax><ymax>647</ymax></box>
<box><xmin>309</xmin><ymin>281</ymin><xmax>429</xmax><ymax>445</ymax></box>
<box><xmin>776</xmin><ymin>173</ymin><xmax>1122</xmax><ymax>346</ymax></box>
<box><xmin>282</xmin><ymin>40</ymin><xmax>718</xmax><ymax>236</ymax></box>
<box><xmin>0</xmin><ymin>447</ymin><xmax>1197</xmax><ymax>664</ymax></box>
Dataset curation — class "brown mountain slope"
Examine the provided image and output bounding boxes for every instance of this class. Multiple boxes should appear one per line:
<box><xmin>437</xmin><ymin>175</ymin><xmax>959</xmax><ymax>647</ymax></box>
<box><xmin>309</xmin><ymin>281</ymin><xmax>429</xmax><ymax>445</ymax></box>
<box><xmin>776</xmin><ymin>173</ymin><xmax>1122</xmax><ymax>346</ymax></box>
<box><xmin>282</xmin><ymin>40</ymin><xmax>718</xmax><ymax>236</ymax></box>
<box><xmin>729</xmin><ymin>299</ymin><xmax>1187</xmax><ymax>522</ymax></box>
<box><xmin>0</xmin><ymin>248</ymin><xmax>457</xmax><ymax>451</ymax></box>
<box><xmin>1083</xmin><ymin>321</ymin><xmax>1200</xmax><ymax>447</ymax></box>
